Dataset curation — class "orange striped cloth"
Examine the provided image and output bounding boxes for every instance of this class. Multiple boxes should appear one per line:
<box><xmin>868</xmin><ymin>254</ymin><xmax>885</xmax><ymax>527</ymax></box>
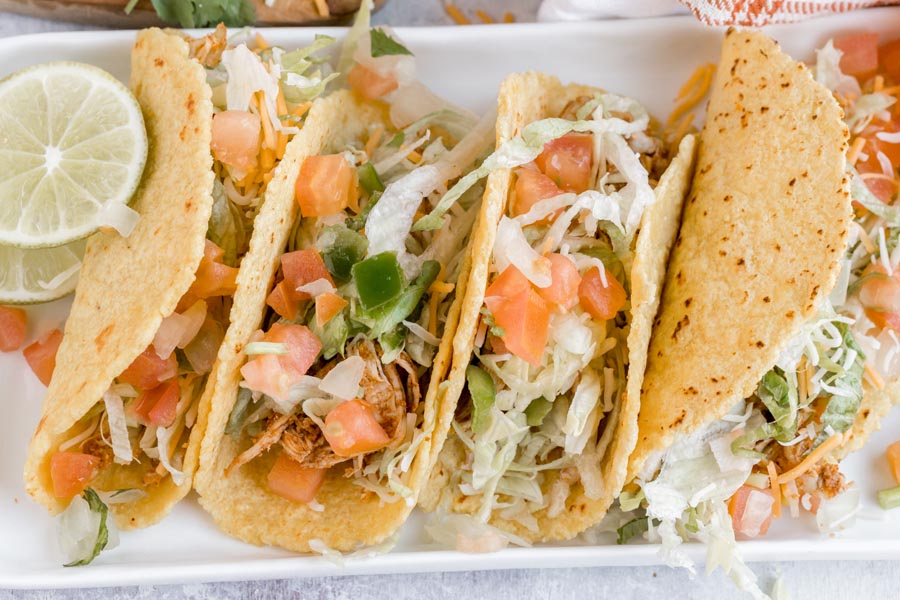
<box><xmin>681</xmin><ymin>0</ymin><xmax>899</xmax><ymax>26</ymax></box>
<box><xmin>538</xmin><ymin>0</ymin><xmax>900</xmax><ymax>25</ymax></box>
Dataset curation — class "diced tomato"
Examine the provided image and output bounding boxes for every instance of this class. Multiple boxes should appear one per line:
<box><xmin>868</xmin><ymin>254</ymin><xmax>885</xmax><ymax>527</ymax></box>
<box><xmin>211</xmin><ymin>110</ymin><xmax>261</xmax><ymax>173</ymax></box>
<box><xmin>856</xmin><ymin>156</ymin><xmax>895</xmax><ymax>203</ymax></box>
<box><xmin>129</xmin><ymin>379</ymin><xmax>180</xmax><ymax>427</ymax></box>
<box><xmin>485</xmin><ymin>265</ymin><xmax>531</xmax><ymax>300</ymax></box>
<box><xmin>23</xmin><ymin>329</ymin><xmax>63</xmax><ymax>386</ymax></box>
<box><xmin>240</xmin><ymin>323</ymin><xmax>322</xmax><ymax>401</ymax></box>
<box><xmin>0</xmin><ymin>306</ymin><xmax>27</xmax><ymax>352</ymax></box>
<box><xmin>295</xmin><ymin>155</ymin><xmax>359</xmax><ymax>218</ymax></box>
<box><xmin>281</xmin><ymin>248</ymin><xmax>335</xmax><ymax>302</ymax></box>
<box><xmin>347</xmin><ymin>64</ymin><xmax>399</xmax><ymax>100</ymax></box>
<box><xmin>881</xmin><ymin>38</ymin><xmax>900</xmax><ymax>84</ymax></box>
<box><xmin>484</xmin><ymin>288</ymin><xmax>550</xmax><ymax>367</ymax></box>
<box><xmin>266</xmin><ymin>280</ymin><xmax>300</xmax><ymax>321</ymax></box>
<box><xmin>834</xmin><ymin>33</ymin><xmax>879</xmax><ymax>80</ymax></box>
<box><xmin>322</xmin><ymin>398</ymin><xmax>391</xmax><ymax>457</ymax></box>
<box><xmin>859</xmin><ymin>262</ymin><xmax>900</xmax><ymax>332</ymax></box>
<box><xmin>50</xmin><ymin>451</ymin><xmax>99</xmax><ymax>499</ymax></box>
<box><xmin>267</xmin><ymin>452</ymin><xmax>327</xmax><ymax>503</ymax></box>
<box><xmin>578</xmin><ymin>267</ymin><xmax>627</xmax><ymax>321</ymax></box>
<box><xmin>188</xmin><ymin>241</ymin><xmax>238</xmax><ymax>299</ymax></box>
<box><xmin>119</xmin><ymin>347</ymin><xmax>177</xmax><ymax>390</ymax></box>
<box><xmin>512</xmin><ymin>167</ymin><xmax>564</xmax><ymax>218</ymax></box>
<box><xmin>534</xmin><ymin>133</ymin><xmax>593</xmax><ymax>193</ymax></box>
<box><xmin>887</xmin><ymin>440</ymin><xmax>900</xmax><ymax>485</ymax></box>
<box><xmin>728</xmin><ymin>485</ymin><xmax>775</xmax><ymax>538</ymax></box>
<box><xmin>315</xmin><ymin>292</ymin><xmax>348</xmax><ymax>327</ymax></box>
<box><xmin>536</xmin><ymin>253</ymin><xmax>581</xmax><ymax>311</ymax></box>
<box><xmin>487</xmin><ymin>333</ymin><xmax>509</xmax><ymax>355</ymax></box>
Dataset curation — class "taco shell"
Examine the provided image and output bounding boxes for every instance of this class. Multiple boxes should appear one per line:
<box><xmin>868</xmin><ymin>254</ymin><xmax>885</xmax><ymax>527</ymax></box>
<box><xmin>24</xmin><ymin>28</ymin><xmax>215</xmax><ymax>529</ymax></box>
<box><xmin>627</xmin><ymin>29</ymin><xmax>852</xmax><ymax>482</ymax></box>
<box><xmin>420</xmin><ymin>72</ymin><xmax>697</xmax><ymax>542</ymax></box>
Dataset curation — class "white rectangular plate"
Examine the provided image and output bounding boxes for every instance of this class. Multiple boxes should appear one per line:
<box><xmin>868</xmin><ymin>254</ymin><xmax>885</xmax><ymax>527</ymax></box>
<box><xmin>4</xmin><ymin>9</ymin><xmax>900</xmax><ymax>590</ymax></box>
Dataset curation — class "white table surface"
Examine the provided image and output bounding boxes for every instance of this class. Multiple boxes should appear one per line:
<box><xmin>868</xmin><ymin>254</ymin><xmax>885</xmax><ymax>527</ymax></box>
<box><xmin>0</xmin><ymin>1</ymin><xmax>897</xmax><ymax>598</ymax></box>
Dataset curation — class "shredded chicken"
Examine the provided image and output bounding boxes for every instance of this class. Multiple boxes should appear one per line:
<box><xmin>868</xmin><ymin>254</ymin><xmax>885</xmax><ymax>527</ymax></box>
<box><xmin>81</xmin><ymin>434</ymin><xmax>115</xmax><ymax>473</ymax></box>
<box><xmin>226</xmin><ymin>412</ymin><xmax>292</xmax><ymax>476</ymax></box>
<box><xmin>185</xmin><ymin>23</ymin><xmax>228</xmax><ymax>68</ymax></box>
<box><xmin>226</xmin><ymin>340</ymin><xmax>421</xmax><ymax>478</ymax></box>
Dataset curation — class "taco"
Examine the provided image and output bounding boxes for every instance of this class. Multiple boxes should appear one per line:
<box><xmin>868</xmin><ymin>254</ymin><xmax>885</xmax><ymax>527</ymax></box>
<box><xmin>23</xmin><ymin>25</ymin><xmax>334</xmax><ymax>560</ymax></box>
<box><xmin>193</xmin><ymin>21</ymin><xmax>493</xmax><ymax>552</ymax></box>
<box><xmin>418</xmin><ymin>71</ymin><xmax>697</xmax><ymax>545</ymax></box>
<box><xmin>617</xmin><ymin>29</ymin><xmax>871</xmax><ymax>594</ymax></box>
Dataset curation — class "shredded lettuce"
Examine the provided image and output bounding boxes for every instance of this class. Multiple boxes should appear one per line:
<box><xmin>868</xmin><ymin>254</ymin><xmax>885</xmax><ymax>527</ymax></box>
<box><xmin>466</xmin><ymin>365</ymin><xmax>496</xmax><ymax>434</ymax></box>
<box><xmin>815</xmin><ymin>40</ymin><xmax>861</xmax><ymax>98</ymax></box>
<box><xmin>414</xmin><ymin>95</ymin><xmax>651</xmax><ymax>232</ymax></box>
<box><xmin>616</xmin><ymin>515</ymin><xmax>649</xmax><ymax>545</ymax></box>
<box><xmin>102</xmin><ymin>390</ymin><xmax>133</xmax><ymax>465</ymax></box>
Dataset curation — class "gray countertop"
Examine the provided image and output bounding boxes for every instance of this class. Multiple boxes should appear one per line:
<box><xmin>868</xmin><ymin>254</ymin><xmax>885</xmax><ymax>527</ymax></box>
<box><xmin>0</xmin><ymin>1</ymin><xmax>896</xmax><ymax>598</ymax></box>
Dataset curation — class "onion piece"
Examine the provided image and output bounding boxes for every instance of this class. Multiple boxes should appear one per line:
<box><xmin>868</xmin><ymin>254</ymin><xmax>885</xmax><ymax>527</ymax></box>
<box><xmin>153</xmin><ymin>300</ymin><xmax>208</xmax><ymax>359</ymax></box>
<box><xmin>493</xmin><ymin>216</ymin><xmax>551</xmax><ymax>288</ymax></box>
<box><xmin>296</xmin><ymin>278</ymin><xmax>336</xmax><ymax>298</ymax></box>
<box><xmin>183</xmin><ymin>318</ymin><xmax>224</xmax><ymax>374</ymax></box>
<box><xmin>98</xmin><ymin>202</ymin><xmax>140</xmax><ymax>237</ymax></box>
<box><xmin>156</xmin><ymin>425</ymin><xmax>185</xmax><ymax>485</ymax></box>
<box><xmin>403</xmin><ymin>319</ymin><xmax>441</xmax><ymax>346</ymax></box>
<box><xmin>319</xmin><ymin>356</ymin><xmax>365</xmax><ymax>400</ymax></box>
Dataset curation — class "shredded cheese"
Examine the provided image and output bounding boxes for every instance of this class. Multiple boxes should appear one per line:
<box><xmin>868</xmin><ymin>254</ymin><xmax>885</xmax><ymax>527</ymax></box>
<box><xmin>426</xmin><ymin>264</ymin><xmax>454</xmax><ymax>336</ymax></box>
<box><xmin>407</xmin><ymin>149</ymin><xmax>423</xmax><ymax>164</ymax></box>
<box><xmin>666</xmin><ymin>63</ymin><xmax>715</xmax><ymax>128</ymax></box>
<box><xmin>313</xmin><ymin>0</ymin><xmax>330</xmax><ymax>18</ymax></box>
<box><xmin>857</xmin><ymin>222</ymin><xmax>877</xmax><ymax>253</ymax></box>
<box><xmin>767</xmin><ymin>461</ymin><xmax>782</xmax><ymax>518</ymax></box>
<box><xmin>847</xmin><ymin>136</ymin><xmax>867</xmax><ymax>166</ymax></box>
<box><xmin>255</xmin><ymin>33</ymin><xmax>270</xmax><ymax>50</ymax></box>
<box><xmin>445</xmin><ymin>3</ymin><xmax>471</xmax><ymax>24</ymax></box>
<box><xmin>257</xmin><ymin>91</ymin><xmax>276</xmax><ymax>151</ymax></box>
<box><xmin>865</xmin><ymin>361</ymin><xmax>886</xmax><ymax>390</ymax></box>
<box><xmin>503</xmin><ymin>11</ymin><xmax>515</xmax><ymax>23</ymax></box>
<box><xmin>475</xmin><ymin>9</ymin><xmax>494</xmax><ymax>23</ymax></box>
<box><xmin>365</xmin><ymin>125</ymin><xmax>384</xmax><ymax>158</ymax></box>
<box><xmin>776</xmin><ymin>434</ymin><xmax>843</xmax><ymax>485</ymax></box>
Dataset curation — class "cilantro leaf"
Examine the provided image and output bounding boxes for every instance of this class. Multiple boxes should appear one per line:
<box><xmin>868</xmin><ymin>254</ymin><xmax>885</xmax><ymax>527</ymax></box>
<box><xmin>148</xmin><ymin>0</ymin><xmax>256</xmax><ymax>28</ymax></box>
<box><xmin>616</xmin><ymin>516</ymin><xmax>649</xmax><ymax>545</ymax></box>
<box><xmin>369</xmin><ymin>28</ymin><xmax>413</xmax><ymax>57</ymax></box>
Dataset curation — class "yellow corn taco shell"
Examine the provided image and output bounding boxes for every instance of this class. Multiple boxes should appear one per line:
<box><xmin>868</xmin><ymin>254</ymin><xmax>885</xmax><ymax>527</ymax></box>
<box><xmin>193</xmin><ymin>89</ymin><xmax>478</xmax><ymax>552</ymax></box>
<box><xmin>627</xmin><ymin>29</ymin><xmax>852</xmax><ymax>483</ymax></box>
<box><xmin>419</xmin><ymin>72</ymin><xmax>697</xmax><ymax>542</ymax></box>
<box><xmin>24</xmin><ymin>28</ymin><xmax>215</xmax><ymax>529</ymax></box>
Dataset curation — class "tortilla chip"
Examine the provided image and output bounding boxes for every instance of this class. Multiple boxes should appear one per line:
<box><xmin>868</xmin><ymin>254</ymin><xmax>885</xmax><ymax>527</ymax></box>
<box><xmin>194</xmin><ymin>89</ymin><xmax>471</xmax><ymax>552</ymax></box>
<box><xmin>627</xmin><ymin>29</ymin><xmax>851</xmax><ymax>482</ymax></box>
<box><xmin>419</xmin><ymin>73</ymin><xmax>696</xmax><ymax>542</ymax></box>
<box><xmin>23</xmin><ymin>28</ymin><xmax>214</xmax><ymax>529</ymax></box>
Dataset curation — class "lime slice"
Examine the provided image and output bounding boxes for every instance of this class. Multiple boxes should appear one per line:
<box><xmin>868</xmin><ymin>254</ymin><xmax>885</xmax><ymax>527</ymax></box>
<box><xmin>0</xmin><ymin>62</ymin><xmax>147</xmax><ymax>248</ymax></box>
<box><xmin>0</xmin><ymin>239</ymin><xmax>86</xmax><ymax>304</ymax></box>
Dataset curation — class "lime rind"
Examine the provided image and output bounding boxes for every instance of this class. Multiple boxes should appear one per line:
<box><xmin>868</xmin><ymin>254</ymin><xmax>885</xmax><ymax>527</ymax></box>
<box><xmin>0</xmin><ymin>62</ymin><xmax>148</xmax><ymax>248</ymax></box>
